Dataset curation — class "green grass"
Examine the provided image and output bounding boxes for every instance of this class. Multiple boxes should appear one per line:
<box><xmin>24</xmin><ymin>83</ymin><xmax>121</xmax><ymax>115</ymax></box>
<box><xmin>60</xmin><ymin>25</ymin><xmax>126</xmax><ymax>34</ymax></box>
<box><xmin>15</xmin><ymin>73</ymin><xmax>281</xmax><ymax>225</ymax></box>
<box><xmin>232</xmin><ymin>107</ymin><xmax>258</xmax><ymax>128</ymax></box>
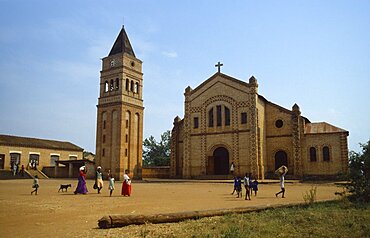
<box><xmin>135</xmin><ymin>200</ymin><xmax>370</xmax><ymax>238</ymax></box>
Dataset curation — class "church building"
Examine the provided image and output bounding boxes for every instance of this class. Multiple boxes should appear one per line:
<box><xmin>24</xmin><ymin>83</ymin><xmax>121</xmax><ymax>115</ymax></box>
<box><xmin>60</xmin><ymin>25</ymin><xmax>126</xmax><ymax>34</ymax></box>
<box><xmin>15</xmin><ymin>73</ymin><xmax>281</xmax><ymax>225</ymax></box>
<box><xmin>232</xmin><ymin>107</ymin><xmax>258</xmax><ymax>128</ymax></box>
<box><xmin>170</xmin><ymin>69</ymin><xmax>349</xmax><ymax>179</ymax></box>
<box><xmin>95</xmin><ymin>26</ymin><xmax>144</xmax><ymax>180</ymax></box>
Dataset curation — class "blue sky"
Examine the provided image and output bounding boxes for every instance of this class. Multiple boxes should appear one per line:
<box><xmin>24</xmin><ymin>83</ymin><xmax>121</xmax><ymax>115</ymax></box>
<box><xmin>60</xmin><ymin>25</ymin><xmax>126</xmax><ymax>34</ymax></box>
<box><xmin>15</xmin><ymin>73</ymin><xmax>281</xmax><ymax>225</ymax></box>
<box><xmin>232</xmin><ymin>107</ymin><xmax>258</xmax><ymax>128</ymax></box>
<box><xmin>0</xmin><ymin>0</ymin><xmax>369</xmax><ymax>153</ymax></box>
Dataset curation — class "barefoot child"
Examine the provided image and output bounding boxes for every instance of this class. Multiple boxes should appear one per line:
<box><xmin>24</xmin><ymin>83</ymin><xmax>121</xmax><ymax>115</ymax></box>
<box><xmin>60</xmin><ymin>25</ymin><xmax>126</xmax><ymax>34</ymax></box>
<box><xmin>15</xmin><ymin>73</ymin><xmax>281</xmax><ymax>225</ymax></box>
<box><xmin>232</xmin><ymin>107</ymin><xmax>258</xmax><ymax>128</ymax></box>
<box><xmin>108</xmin><ymin>174</ymin><xmax>115</xmax><ymax>197</ymax></box>
<box><xmin>252</xmin><ymin>178</ymin><xmax>259</xmax><ymax>196</ymax></box>
<box><xmin>235</xmin><ymin>176</ymin><xmax>242</xmax><ymax>198</ymax></box>
<box><xmin>231</xmin><ymin>176</ymin><xmax>237</xmax><ymax>195</ymax></box>
<box><xmin>31</xmin><ymin>175</ymin><xmax>39</xmax><ymax>195</ymax></box>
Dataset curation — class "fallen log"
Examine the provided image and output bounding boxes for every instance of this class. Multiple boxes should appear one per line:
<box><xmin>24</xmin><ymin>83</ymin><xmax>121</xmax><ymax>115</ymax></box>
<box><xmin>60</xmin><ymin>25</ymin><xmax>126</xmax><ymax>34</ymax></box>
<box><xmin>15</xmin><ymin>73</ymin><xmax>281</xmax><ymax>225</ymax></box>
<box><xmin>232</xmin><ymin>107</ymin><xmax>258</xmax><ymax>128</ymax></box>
<box><xmin>98</xmin><ymin>203</ymin><xmax>303</xmax><ymax>229</ymax></box>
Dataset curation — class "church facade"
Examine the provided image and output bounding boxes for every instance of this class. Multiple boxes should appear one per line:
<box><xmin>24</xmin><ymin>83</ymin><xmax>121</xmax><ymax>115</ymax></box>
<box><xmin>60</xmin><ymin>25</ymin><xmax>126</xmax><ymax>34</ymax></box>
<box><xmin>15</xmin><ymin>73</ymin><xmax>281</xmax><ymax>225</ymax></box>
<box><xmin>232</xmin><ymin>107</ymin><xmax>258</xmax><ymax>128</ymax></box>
<box><xmin>95</xmin><ymin>27</ymin><xmax>144</xmax><ymax>180</ymax></box>
<box><xmin>170</xmin><ymin>72</ymin><xmax>349</xmax><ymax>179</ymax></box>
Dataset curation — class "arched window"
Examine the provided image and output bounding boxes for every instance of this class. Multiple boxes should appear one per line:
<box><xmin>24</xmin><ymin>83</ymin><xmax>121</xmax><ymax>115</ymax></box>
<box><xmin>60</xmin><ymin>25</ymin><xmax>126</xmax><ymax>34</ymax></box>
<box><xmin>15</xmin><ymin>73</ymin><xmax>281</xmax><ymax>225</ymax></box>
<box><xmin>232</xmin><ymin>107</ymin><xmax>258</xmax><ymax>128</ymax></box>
<box><xmin>309</xmin><ymin>147</ymin><xmax>317</xmax><ymax>162</ymax></box>
<box><xmin>105</xmin><ymin>81</ymin><xmax>109</xmax><ymax>92</ymax></box>
<box><xmin>323</xmin><ymin>146</ymin><xmax>330</xmax><ymax>161</ymax></box>
<box><xmin>110</xmin><ymin>79</ymin><xmax>114</xmax><ymax>91</ymax></box>
<box><xmin>208</xmin><ymin>108</ymin><xmax>214</xmax><ymax>127</ymax></box>
<box><xmin>216</xmin><ymin>105</ymin><xmax>222</xmax><ymax>126</ymax></box>
<box><xmin>225</xmin><ymin>106</ymin><xmax>230</xmax><ymax>126</ymax></box>
<box><xmin>115</xmin><ymin>78</ymin><xmax>119</xmax><ymax>90</ymax></box>
<box><xmin>275</xmin><ymin>150</ymin><xmax>288</xmax><ymax>170</ymax></box>
<box><xmin>130</xmin><ymin>80</ymin><xmax>134</xmax><ymax>91</ymax></box>
<box><xmin>126</xmin><ymin>79</ymin><xmax>129</xmax><ymax>91</ymax></box>
<box><xmin>135</xmin><ymin>82</ymin><xmax>139</xmax><ymax>93</ymax></box>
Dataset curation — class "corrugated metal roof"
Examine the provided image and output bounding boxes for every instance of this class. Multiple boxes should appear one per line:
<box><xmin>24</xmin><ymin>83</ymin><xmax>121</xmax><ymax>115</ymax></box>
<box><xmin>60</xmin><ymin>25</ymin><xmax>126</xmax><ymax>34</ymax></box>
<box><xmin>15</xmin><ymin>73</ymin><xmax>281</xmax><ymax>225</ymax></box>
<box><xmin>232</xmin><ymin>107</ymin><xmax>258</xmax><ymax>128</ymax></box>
<box><xmin>304</xmin><ymin>122</ymin><xmax>348</xmax><ymax>134</ymax></box>
<box><xmin>0</xmin><ymin>134</ymin><xmax>84</xmax><ymax>151</ymax></box>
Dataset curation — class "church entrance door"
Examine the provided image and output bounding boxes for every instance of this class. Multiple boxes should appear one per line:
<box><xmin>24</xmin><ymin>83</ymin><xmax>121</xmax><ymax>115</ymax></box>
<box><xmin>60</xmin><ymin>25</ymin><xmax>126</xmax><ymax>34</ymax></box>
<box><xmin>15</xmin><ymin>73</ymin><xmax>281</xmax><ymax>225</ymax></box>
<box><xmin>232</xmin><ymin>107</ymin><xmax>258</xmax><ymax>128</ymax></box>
<box><xmin>213</xmin><ymin>147</ymin><xmax>229</xmax><ymax>175</ymax></box>
<box><xmin>275</xmin><ymin>150</ymin><xmax>288</xmax><ymax>171</ymax></box>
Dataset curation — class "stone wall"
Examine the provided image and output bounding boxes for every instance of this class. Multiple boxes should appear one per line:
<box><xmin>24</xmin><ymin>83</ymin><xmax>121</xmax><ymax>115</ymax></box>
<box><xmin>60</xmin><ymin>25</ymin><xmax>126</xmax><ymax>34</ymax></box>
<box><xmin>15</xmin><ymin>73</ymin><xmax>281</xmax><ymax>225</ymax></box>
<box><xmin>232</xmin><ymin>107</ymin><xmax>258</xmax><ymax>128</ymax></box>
<box><xmin>142</xmin><ymin>166</ymin><xmax>170</xmax><ymax>178</ymax></box>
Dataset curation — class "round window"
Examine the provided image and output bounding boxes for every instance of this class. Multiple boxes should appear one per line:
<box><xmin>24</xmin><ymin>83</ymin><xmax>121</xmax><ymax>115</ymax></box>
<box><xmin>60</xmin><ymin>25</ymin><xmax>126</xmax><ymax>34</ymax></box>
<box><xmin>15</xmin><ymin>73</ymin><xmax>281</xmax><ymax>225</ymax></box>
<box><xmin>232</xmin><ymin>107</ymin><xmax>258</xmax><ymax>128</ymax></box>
<box><xmin>275</xmin><ymin>119</ymin><xmax>283</xmax><ymax>128</ymax></box>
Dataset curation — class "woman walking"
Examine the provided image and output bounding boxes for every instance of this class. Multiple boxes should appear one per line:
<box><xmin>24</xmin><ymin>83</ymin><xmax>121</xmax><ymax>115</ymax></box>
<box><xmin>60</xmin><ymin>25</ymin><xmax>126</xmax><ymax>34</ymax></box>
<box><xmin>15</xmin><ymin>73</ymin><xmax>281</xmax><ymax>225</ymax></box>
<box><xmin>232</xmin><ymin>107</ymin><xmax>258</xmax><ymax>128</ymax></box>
<box><xmin>74</xmin><ymin>166</ymin><xmax>88</xmax><ymax>195</ymax></box>
<box><xmin>121</xmin><ymin>170</ymin><xmax>131</xmax><ymax>196</ymax></box>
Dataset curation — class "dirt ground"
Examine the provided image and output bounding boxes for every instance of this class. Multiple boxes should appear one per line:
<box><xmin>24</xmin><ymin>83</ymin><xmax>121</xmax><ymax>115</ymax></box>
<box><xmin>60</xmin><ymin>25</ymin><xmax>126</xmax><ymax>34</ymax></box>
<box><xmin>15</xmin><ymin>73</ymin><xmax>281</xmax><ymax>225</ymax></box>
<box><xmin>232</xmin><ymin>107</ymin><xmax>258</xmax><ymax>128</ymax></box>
<box><xmin>0</xmin><ymin>178</ymin><xmax>343</xmax><ymax>237</ymax></box>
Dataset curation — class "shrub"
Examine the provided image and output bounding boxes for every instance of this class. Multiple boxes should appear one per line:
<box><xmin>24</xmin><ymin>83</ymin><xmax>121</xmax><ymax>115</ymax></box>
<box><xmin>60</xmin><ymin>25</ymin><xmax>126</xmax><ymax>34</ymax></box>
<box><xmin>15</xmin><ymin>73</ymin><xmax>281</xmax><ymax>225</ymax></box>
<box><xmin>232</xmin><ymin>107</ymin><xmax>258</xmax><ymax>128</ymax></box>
<box><xmin>347</xmin><ymin>140</ymin><xmax>370</xmax><ymax>203</ymax></box>
<box><xmin>303</xmin><ymin>186</ymin><xmax>317</xmax><ymax>204</ymax></box>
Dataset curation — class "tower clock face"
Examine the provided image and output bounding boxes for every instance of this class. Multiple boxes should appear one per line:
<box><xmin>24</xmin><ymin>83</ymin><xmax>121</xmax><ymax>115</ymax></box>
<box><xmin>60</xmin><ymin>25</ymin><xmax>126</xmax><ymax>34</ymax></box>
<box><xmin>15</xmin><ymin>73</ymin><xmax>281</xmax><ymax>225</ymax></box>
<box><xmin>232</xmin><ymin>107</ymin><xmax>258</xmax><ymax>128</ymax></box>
<box><xmin>110</xmin><ymin>59</ymin><xmax>116</xmax><ymax>67</ymax></box>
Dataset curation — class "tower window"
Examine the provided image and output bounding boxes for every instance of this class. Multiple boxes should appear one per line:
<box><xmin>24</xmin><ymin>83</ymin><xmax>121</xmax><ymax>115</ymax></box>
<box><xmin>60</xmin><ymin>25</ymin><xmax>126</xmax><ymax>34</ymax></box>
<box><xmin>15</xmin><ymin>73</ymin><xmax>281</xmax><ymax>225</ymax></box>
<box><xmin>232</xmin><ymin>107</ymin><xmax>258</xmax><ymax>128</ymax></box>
<box><xmin>208</xmin><ymin>108</ymin><xmax>214</xmax><ymax>127</ymax></box>
<box><xmin>103</xmin><ymin>120</ymin><xmax>106</xmax><ymax>129</ymax></box>
<box><xmin>309</xmin><ymin>147</ymin><xmax>317</xmax><ymax>162</ymax></box>
<box><xmin>125</xmin><ymin>149</ymin><xmax>128</xmax><ymax>156</ymax></box>
<box><xmin>225</xmin><ymin>107</ymin><xmax>230</xmax><ymax>126</ymax></box>
<box><xmin>193</xmin><ymin>117</ymin><xmax>199</xmax><ymax>129</ymax></box>
<box><xmin>105</xmin><ymin>81</ymin><xmax>109</xmax><ymax>92</ymax></box>
<box><xmin>130</xmin><ymin>80</ymin><xmax>134</xmax><ymax>91</ymax></box>
<box><xmin>126</xmin><ymin>120</ymin><xmax>129</xmax><ymax>128</ymax></box>
<box><xmin>323</xmin><ymin>146</ymin><xmax>330</xmax><ymax>161</ymax></box>
<box><xmin>115</xmin><ymin>78</ymin><xmax>119</xmax><ymax>90</ymax></box>
<box><xmin>110</xmin><ymin>79</ymin><xmax>114</xmax><ymax>91</ymax></box>
<box><xmin>103</xmin><ymin>135</ymin><xmax>106</xmax><ymax>143</ymax></box>
<box><xmin>241</xmin><ymin>112</ymin><xmax>247</xmax><ymax>124</ymax></box>
<box><xmin>102</xmin><ymin>148</ymin><xmax>105</xmax><ymax>157</ymax></box>
<box><xmin>126</xmin><ymin>79</ymin><xmax>129</xmax><ymax>91</ymax></box>
<box><xmin>125</xmin><ymin>134</ymin><xmax>128</xmax><ymax>143</ymax></box>
<box><xmin>216</xmin><ymin>105</ymin><xmax>222</xmax><ymax>127</ymax></box>
<box><xmin>135</xmin><ymin>82</ymin><xmax>139</xmax><ymax>94</ymax></box>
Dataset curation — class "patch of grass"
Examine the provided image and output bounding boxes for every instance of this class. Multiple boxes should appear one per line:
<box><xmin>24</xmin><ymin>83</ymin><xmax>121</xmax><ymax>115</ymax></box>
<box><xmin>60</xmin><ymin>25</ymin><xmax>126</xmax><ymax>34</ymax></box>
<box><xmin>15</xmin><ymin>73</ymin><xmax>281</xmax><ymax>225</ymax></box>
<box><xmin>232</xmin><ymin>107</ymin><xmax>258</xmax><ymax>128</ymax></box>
<box><xmin>129</xmin><ymin>201</ymin><xmax>370</xmax><ymax>238</ymax></box>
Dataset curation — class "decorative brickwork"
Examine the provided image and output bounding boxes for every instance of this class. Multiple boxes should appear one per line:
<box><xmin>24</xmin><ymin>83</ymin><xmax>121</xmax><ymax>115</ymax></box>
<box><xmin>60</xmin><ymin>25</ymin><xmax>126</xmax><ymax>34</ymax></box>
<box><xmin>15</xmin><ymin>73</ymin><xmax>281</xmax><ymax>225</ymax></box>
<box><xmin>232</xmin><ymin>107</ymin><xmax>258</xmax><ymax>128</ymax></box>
<box><xmin>170</xmin><ymin>71</ymin><xmax>349</xmax><ymax>179</ymax></box>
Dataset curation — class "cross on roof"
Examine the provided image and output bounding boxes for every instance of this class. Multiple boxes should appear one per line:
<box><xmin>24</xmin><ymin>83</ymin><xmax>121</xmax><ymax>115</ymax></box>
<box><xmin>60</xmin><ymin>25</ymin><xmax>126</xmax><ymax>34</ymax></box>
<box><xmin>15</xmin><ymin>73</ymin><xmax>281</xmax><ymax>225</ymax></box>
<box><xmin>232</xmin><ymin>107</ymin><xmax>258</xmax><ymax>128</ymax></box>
<box><xmin>215</xmin><ymin>61</ymin><xmax>223</xmax><ymax>73</ymax></box>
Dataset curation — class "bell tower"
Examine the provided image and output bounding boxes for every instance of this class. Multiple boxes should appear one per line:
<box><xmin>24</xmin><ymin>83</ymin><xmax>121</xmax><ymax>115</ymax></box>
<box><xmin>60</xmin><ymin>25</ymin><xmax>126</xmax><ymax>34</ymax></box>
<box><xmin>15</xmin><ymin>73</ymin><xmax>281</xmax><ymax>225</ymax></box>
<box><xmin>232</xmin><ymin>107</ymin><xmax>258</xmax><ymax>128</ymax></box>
<box><xmin>95</xmin><ymin>26</ymin><xmax>143</xmax><ymax>180</ymax></box>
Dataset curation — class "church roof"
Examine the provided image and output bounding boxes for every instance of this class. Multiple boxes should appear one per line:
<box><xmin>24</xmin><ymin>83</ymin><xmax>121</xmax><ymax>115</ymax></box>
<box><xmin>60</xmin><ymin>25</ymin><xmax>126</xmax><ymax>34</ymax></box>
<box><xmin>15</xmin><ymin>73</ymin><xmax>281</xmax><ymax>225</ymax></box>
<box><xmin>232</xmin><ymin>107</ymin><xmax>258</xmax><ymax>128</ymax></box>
<box><xmin>108</xmin><ymin>26</ymin><xmax>136</xmax><ymax>57</ymax></box>
<box><xmin>190</xmin><ymin>72</ymin><xmax>251</xmax><ymax>95</ymax></box>
<box><xmin>0</xmin><ymin>134</ymin><xmax>84</xmax><ymax>151</ymax></box>
<box><xmin>304</xmin><ymin>122</ymin><xmax>348</xmax><ymax>135</ymax></box>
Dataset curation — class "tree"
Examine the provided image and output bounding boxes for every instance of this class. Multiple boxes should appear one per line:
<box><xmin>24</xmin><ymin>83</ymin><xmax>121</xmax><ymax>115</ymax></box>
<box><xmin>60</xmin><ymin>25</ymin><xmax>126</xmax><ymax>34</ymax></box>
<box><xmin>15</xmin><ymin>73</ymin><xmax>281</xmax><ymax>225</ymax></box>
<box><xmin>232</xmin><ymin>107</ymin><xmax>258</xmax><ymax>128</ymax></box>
<box><xmin>347</xmin><ymin>140</ymin><xmax>370</xmax><ymax>203</ymax></box>
<box><xmin>143</xmin><ymin>130</ymin><xmax>171</xmax><ymax>166</ymax></box>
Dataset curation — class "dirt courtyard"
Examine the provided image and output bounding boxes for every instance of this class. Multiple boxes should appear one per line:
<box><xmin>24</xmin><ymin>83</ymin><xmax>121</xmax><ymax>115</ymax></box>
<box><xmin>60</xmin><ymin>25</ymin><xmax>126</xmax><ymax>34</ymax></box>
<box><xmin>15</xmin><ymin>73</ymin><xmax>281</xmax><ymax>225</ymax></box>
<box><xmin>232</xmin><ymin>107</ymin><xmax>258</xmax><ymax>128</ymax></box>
<box><xmin>0</xmin><ymin>178</ymin><xmax>343</xmax><ymax>237</ymax></box>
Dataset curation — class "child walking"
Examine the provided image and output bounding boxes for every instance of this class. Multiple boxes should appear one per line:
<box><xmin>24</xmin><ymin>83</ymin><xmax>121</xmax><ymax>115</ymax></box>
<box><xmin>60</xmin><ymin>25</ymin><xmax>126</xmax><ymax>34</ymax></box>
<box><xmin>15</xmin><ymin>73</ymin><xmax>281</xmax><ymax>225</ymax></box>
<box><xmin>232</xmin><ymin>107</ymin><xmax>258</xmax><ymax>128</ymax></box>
<box><xmin>231</xmin><ymin>176</ymin><xmax>237</xmax><ymax>195</ymax></box>
<box><xmin>108</xmin><ymin>174</ymin><xmax>115</xmax><ymax>197</ymax></box>
<box><xmin>252</xmin><ymin>177</ymin><xmax>259</xmax><ymax>196</ymax></box>
<box><xmin>31</xmin><ymin>175</ymin><xmax>39</xmax><ymax>195</ymax></box>
<box><xmin>235</xmin><ymin>176</ymin><xmax>242</xmax><ymax>198</ymax></box>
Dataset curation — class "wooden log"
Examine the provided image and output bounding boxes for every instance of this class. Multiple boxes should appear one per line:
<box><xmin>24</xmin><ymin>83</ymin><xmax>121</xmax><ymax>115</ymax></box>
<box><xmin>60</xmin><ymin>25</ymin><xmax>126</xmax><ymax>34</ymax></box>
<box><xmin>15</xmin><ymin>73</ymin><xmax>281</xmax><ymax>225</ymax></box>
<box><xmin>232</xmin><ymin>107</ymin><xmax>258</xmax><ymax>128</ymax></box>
<box><xmin>98</xmin><ymin>200</ymin><xmax>336</xmax><ymax>229</ymax></box>
<box><xmin>98</xmin><ymin>205</ymin><xmax>285</xmax><ymax>229</ymax></box>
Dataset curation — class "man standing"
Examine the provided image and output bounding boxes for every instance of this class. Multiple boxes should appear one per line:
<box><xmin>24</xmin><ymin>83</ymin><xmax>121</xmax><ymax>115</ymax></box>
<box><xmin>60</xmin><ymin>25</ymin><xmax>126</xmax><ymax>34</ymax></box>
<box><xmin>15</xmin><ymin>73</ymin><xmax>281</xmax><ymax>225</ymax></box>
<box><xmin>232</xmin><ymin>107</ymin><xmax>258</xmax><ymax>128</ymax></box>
<box><xmin>96</xmin><ymin>166</ymin><xmax>104</xmax><ymax>194</ymax></box>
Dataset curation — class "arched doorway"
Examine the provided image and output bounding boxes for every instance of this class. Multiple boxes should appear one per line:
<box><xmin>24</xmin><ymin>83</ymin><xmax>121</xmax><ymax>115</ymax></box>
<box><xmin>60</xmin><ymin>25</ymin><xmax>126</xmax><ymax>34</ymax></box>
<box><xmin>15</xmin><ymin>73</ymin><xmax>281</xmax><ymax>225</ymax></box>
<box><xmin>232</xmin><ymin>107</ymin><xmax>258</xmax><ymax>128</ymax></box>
<box><xmin>213</xmin><ymin>147</ymin><xmax>229</xmax><ymax>175</ymax></box>
<box><xmin>275</xmin><ymin>150</ymin><xmax>288</xmax><ymax>170</ymax></box>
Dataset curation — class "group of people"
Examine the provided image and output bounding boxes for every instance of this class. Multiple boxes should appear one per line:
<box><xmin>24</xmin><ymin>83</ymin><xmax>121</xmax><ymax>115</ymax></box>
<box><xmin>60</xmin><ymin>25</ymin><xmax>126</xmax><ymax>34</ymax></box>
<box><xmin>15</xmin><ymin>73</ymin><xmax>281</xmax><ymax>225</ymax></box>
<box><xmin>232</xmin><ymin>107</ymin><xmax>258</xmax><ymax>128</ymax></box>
<box><xmin>232</xmin><ymin>173</ymin><xmax>259</xmax><ymax>200</ymax></box>
<box><xmin>230</xmin><ymin>163</ymin><xmax>288</xmax><ymax>199</ymax></box>
<box><xmin>10</xmin><ymin>163</ymin><xmax>25</xmax><ymax>176</ymax></box>
<box><xmin>73</xmin><ymin>165</ymin><xmax>132</xmax><ymax>197</ymax></box>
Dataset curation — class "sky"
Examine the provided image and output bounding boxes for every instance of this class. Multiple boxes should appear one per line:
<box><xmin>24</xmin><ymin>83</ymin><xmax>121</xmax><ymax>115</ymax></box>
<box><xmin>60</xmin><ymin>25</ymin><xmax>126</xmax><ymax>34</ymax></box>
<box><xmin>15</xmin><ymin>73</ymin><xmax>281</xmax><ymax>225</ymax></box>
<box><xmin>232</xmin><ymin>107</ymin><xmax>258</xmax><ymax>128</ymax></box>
<box><xmin>0</xmin><ymin>0</ymin><xmax>369</xmax><ymax>153</ymax></box>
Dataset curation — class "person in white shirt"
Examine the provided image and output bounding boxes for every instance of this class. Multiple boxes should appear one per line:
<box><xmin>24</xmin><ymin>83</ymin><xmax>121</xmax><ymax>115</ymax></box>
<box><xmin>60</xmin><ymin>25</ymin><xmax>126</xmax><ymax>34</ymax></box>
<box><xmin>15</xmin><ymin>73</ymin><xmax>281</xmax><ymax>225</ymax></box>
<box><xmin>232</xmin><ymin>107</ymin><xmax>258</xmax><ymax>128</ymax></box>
<box><xmin>244</xmin><ymin>173</ymin><xmax>251</xmax><ymax>200</ymax></box>
<box><xmin>275</xmin><ymin>167</ymin><xmax>287</xmax><ymax>198</ymax></box>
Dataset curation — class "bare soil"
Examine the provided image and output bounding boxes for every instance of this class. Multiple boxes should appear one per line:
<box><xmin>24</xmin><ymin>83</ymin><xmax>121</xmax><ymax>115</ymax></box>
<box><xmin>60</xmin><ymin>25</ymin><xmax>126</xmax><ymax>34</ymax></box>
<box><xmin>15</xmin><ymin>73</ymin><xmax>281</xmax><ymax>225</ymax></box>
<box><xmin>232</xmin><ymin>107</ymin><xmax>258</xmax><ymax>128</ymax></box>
<box><xmin>0</xmin><ymin>178</ymin><xmax>343</xmax><ymax>237</ymax></box>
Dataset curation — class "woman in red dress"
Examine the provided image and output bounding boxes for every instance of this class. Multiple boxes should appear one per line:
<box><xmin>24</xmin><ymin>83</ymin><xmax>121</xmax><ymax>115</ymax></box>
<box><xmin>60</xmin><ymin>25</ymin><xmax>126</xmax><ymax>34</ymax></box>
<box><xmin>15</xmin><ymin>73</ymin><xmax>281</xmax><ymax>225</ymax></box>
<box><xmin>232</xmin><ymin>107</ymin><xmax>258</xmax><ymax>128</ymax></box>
<box><xmin>121</xmin><ymin>169</ymin><xmax>131</xmax><ymax>196</ymax></box>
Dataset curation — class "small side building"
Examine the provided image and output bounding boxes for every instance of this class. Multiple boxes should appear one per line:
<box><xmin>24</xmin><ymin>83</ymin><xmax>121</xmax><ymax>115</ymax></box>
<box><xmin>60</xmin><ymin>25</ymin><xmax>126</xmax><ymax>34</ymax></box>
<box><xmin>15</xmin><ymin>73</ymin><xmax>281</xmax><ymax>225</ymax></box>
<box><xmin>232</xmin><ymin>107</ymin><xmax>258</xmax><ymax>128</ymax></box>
<box><xmin>0</xmin><ymin>134</ymin><xmax>84</xmax><ymax>178</ymax></box>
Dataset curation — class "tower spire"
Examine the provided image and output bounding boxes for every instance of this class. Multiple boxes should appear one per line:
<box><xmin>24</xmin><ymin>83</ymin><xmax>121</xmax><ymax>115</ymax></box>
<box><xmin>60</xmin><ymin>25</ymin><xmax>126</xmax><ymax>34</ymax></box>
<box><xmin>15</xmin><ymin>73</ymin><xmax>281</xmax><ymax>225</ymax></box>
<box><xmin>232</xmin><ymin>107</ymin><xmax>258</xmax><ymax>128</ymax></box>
<box><xmin>108</xmin><ymin>26</ymin><xmax>135</xmax><ymax>57</ymax></box>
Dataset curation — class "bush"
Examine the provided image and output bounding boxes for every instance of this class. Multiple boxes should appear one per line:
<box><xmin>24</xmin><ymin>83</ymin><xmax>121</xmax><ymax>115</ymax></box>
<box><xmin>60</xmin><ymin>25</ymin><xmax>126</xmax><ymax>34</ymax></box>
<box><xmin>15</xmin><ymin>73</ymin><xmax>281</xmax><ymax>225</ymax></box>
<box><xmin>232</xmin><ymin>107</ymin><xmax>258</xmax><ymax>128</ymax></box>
<box><xmin>303</xmin><ymin>186</ymin><xmax>317</xmax><ymax>204</ymax></box>
<box><xmin>347</xmin><ymin>140</ymin><xmax>370</xmax><ymax>203</ymax></box>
